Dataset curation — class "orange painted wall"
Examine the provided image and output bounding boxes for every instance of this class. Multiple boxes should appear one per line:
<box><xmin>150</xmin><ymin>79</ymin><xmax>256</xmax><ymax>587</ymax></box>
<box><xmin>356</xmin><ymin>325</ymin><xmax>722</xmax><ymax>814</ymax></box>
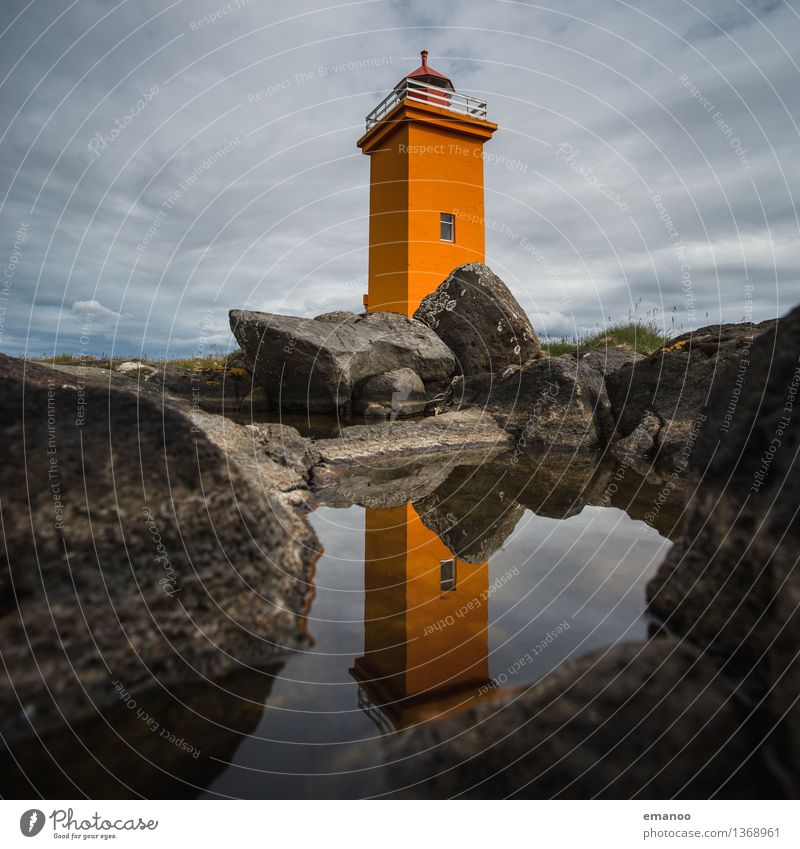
<box><xmin>358</xmin><ymin>101</ymin><xmax>497</xmax><ymax>316</ymax></box>
<box><xmin>359</xmin><ymin>504</ymin><xmax>412</xmax><ymax>701</ymax></box>
<box><xmin>365</xmin><ymin>124</ymin><xmax>410</xmax><ymax>315</ymax></box>
<box><xmin>406</xmin><ymin>122</ymin><xmax>487</xmax><ymax>316</ymax></box>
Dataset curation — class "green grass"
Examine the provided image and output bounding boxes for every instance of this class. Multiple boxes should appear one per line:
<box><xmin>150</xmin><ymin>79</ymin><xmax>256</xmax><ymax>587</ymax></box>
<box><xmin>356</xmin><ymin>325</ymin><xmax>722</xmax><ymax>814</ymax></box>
<box><xmin>540</xmin><ymin>321</ymin><xmax>669</xmax><ymax>357</ymax></box>
<box><xmin>29</xmin><ymin>352</ymin><xmax>230</xmax><ymax>370</ymax></box>
<box><xmin>32</xmin><ymin>353</ymin><xmax>147</xmax><ymax>368</ymax></box>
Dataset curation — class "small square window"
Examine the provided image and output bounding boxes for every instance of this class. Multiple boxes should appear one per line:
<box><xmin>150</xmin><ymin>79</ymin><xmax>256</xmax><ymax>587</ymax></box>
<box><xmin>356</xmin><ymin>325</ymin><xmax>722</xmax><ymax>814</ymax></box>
<box><xmin>440</xmin><ymin>212</ymin><xmax>454</xmax><ymax>242</ymax></box>
<box><xmin>440</xmin><ymin>558</ymin><xmax>456</xmax><ymax>592</ymax></box>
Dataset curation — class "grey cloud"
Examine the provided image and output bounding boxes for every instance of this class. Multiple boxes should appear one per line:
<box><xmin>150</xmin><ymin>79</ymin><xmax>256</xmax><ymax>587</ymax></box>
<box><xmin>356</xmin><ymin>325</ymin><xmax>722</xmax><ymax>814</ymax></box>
<box><xmin>1</xmin><ymin>0</ymin><xmax>798</xmax><ymax>356</ymax></box>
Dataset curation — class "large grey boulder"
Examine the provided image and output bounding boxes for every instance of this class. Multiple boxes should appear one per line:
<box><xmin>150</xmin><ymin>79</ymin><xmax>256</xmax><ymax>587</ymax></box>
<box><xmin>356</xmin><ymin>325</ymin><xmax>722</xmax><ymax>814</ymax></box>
<box><xmin>460</xmin><ymin>354</ymin><xmax>611</xmax><ymax>451</ymax></box>
<box><xmin>413</xmin><ymin>263</ymin><xmax>540</xmax><ymax>375</ymax></box>
<box><xmin>0</xmin><ymin>354</ymin><xmax>319</xmax><ymax>749</ymax></box>
<box><xmin>606</xmin><ymin>320</ymin><xmax>777</xmax><ymax>467</ymax></box>
<box><xmin>646</xmin><ymin>306</ymin><xmax>799</xmax><ymax>791</ymax></box>
<box><xmin>230</xmin><ymin>309</ymin><xmax>455</xmax><ymax>413</ymax></box>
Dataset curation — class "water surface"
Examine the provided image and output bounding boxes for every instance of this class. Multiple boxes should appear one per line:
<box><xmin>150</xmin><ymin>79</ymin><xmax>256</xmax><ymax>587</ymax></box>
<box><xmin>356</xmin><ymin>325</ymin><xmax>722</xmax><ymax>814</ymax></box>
<box><xmin>206</xmin><ymin>453</ymin><xmax>677</xmax><ymax>798</ymax></box>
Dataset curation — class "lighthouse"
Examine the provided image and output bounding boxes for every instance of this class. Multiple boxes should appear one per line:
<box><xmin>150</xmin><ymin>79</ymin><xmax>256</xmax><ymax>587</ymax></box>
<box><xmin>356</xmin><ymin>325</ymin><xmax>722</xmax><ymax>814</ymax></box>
<box><xmin>357</xmin><ymin>51</ymin><xmax>498</xmax><ymax>316</ymax></box>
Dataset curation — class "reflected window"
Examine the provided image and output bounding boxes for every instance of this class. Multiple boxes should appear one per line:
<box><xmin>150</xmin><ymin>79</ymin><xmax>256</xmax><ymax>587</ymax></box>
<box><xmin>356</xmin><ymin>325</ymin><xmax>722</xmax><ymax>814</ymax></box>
<box><xmin>440</xmin><ymin>558</ymin><xmax>456</xmax><ymax>592</ymax></box>
<box><xmin>440</xmin><ymin>212</ymin><xmax>454</xmax><ymax>242</ymax></box>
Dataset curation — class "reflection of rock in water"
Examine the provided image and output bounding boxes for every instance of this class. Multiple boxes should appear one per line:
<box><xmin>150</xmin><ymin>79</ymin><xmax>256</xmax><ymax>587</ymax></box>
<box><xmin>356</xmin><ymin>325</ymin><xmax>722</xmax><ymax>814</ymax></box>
<box><xmin>414</xmin><ymin>464</ymin><xmax>525</xmax><ymax>563</ymax></box>
<box><xmin>412</xmin><ymin>451</ymin><xmax>687</xmax><ymax>562</ymax></box>
<box><xmin>502</xmin><ymin>452</ymin><xmax>686</xmax><ymax>541</ymax></box>
<box><xmin>502</xmin><ymin>452</ymin><xmax>605</xmax><ymax>519</ymax></box>
<box><xmin>313</xmin><ymin>456</ymin><xmax>458</xmax><ymax>510</ymax></box>
<box><xmin>0</xmin><ymin>664</ymin><xmax>281</xmax><ymax>799</ymax></box>
<box><xmin>318</xmin><ymin>449</ymin><xmax>688</xmax><ymax>574</ymax></box>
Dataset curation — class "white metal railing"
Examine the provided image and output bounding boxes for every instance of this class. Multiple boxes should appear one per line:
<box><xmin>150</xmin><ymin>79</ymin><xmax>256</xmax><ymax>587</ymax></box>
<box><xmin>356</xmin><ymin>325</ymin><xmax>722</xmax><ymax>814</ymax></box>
<box><xmin>365</xmin><ymin>77</ymin><xmax>488</xmax><ymax>130</ymax></box>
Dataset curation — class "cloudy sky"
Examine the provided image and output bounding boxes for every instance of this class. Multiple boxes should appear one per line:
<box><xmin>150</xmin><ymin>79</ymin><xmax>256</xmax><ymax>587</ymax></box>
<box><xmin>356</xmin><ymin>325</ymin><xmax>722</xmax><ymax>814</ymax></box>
<box><xmin>1</xmin><ymin>0</ymin><xmax>798</xmax><ymax>356</ymax></box>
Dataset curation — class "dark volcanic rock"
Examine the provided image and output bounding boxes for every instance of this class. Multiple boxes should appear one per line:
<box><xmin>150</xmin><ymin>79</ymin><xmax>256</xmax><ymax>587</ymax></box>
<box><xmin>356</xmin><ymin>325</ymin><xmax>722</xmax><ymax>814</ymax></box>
<box><xmin>606</xmin><ymin>320</ymin><xmax>777</xmax><ymax>466</ymax></box>
<box><xmin>646</xmin><ymin>307</ymin><xmax>799</xmax><ymax>790</ymax></box>
<box><xmin>0</xmin><ymin>354</ymin><xmax>318</xmax><ymax>744</ymax></box>
<box><xmin>352</xmin><ymin>367</ymin><xmax>426</xmax><ymax>419</ymax></box>
<box><xmin>413</xmin><ymin>263</ymin><xmax>540</xmax><ymax>375</ymax></box>
<box><xmin>247</xmin><ymin>422</ymin><xmax>321</xmax><ymax>481</ymax></box>
<box><xmin>155</xmin><ymin>360</ymin><xmax>255</xmax><ymax>412</ymax></box>
<box><xmin>390</xmin><ymin>637</ymin><xmax>772</xmax><ymax>798</ymax></box>
<box><xmin>576</xmin><ymin>344</ymin><xmax>643</xmax><ymax>378</ymax></box>
<box><xmin>230</xmin><ymin>309</ymin><xmax>455</xmax><ymax>413</ymax></box>
<box><xmin>313</xmin><ymin>310</ymin><xmax>360</xmax><ymax>324</ymax></box>
<box><xmin>611</xmin><ymin>411</ymin><xmax>663</xmax><ymax>464</ymax></box>
<box><xmin>460</xmin><ymin>354</ymin><xmax>610</xmax><ymax>451</ymax></box>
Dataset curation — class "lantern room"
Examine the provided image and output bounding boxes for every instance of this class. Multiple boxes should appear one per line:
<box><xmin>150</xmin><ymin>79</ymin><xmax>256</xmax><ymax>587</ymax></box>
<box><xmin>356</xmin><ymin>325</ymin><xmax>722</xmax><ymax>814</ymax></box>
<box><xmin>393</xmin><ymin>49</ymin><xmax>454</xmax><ymax>105</ymax></box>
<box><xmin>357</xmin><ymin>51</ymin><xmax>498</xmax><ymax>316</ymax></box>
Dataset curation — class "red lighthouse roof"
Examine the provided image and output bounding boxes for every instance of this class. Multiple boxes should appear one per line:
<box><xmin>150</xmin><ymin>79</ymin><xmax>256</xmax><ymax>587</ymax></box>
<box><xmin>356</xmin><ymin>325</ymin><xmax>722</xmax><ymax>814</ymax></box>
<box><xmin>395</xmin><ymin>50</ymin><xmax>454</xmax><ymax>92</ymax></box>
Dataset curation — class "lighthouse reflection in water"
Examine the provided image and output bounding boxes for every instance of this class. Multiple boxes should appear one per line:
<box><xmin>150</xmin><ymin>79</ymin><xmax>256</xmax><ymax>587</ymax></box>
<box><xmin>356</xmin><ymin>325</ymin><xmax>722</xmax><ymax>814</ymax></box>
<box><xmin>353</xmin><ymin>503</ymin><xmax>496</xmax><ymax>730</ymax></box>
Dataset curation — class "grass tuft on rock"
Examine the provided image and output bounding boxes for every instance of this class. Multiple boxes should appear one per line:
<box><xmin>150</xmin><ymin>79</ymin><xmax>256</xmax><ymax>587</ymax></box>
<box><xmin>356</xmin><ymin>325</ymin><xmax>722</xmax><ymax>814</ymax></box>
<box><xmin>541</xmin><ymin>321</ymin><xmax>669</xmax><ymax>357</ymax></box>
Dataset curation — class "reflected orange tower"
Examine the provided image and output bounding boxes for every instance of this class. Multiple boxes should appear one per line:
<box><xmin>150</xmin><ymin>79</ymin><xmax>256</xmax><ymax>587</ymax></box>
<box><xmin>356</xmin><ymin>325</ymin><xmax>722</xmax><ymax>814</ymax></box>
<box><xmin>351</xmin><ymin>504</ymin><xmax>493</xmax><ymax>729</ymax></box>
<box><xmin>357</xmin><ymin>51</ymin><xmax>498</xmax><ymax>316</ymax></box>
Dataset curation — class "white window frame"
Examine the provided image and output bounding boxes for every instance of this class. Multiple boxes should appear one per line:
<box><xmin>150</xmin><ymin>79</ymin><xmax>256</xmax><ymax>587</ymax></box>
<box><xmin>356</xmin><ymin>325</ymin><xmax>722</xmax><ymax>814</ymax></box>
<box><xmin>440</xmin><ymin>558</ymin><xmax>457</xmax><ymax>592</ymax></box>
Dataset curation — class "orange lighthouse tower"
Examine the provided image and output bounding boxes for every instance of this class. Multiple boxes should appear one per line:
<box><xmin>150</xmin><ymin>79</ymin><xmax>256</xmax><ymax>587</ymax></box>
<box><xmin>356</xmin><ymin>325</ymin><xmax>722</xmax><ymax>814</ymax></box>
<box><xmin>357</xmin><ymin>51</ymin><xmax>498</xmax><ymax>316</ymax></box>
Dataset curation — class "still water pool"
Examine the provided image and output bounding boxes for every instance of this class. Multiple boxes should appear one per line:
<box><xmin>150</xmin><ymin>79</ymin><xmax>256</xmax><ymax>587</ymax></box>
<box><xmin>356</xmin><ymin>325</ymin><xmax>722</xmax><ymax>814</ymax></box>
<box><xmin>205</xmin><ymin>454</ymin><xmax>676</xmax><ymax>798</ymax></box>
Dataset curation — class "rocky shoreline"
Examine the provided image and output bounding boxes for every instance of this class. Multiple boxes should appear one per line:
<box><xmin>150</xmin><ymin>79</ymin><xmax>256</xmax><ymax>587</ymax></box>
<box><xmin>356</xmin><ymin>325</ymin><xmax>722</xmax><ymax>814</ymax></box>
<box><xmin>2</xmin><ymin>263</ymin><xmax>797</xmax><ymax>798</ymax></box>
